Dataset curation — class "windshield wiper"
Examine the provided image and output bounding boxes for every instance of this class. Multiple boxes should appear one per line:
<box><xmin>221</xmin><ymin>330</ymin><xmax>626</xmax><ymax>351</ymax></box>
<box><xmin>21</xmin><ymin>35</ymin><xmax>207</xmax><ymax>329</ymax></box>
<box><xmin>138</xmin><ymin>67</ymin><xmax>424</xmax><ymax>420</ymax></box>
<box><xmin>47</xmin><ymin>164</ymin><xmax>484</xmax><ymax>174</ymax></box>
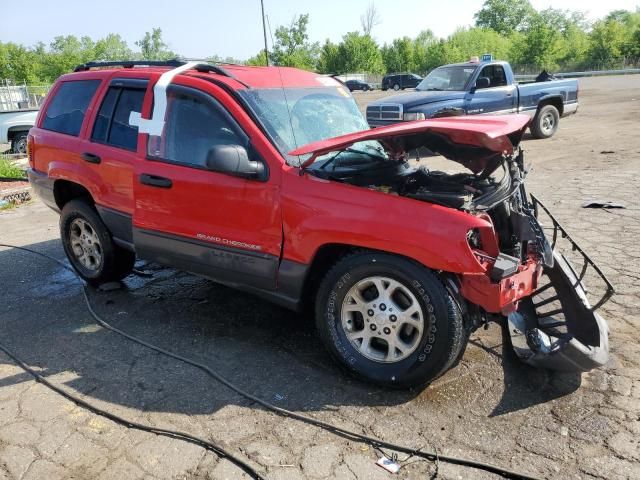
<box><xmin>319</xmin><ymin>147</ymin><xmax>386</xmax><ymax>170</ymax></box>
<box><xmin>319</xmin><ymin>150</ymin><xmax>343</xmax><ymax>170</ymax></box>
<box><xmin>425</xmin><ymin>87</ymin><xmax>443</xmax><ymax>91</ymax></box>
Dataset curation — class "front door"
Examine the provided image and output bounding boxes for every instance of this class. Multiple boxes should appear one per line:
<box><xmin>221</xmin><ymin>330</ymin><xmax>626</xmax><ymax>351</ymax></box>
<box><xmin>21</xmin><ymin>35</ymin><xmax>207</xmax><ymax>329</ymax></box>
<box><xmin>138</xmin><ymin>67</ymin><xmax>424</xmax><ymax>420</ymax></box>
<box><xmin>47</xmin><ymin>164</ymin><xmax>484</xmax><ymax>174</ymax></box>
<box><xmin>464</xmin><ymin>64</ymin><xmax>517</xmax><ymax>115</ymax></box>
<box><xmin>132</xmin><ymin>81</ymin><xmax>282</xmax><ymax>291</ymax></box>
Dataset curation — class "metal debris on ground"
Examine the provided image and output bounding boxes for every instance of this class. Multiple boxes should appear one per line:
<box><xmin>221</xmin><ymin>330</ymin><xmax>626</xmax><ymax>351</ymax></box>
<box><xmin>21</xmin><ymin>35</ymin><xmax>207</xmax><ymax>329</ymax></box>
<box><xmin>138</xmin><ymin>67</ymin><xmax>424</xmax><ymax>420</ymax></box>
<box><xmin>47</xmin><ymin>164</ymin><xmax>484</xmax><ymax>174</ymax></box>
<box><xmin>581</xmin><ymin>200</ymin><xmax>626</xmax><ymax>209</ymax></box>
<box><xmin>376</xmin><ymin>456</ymin><xmax>401</xmax><ymax>473</ymax></box>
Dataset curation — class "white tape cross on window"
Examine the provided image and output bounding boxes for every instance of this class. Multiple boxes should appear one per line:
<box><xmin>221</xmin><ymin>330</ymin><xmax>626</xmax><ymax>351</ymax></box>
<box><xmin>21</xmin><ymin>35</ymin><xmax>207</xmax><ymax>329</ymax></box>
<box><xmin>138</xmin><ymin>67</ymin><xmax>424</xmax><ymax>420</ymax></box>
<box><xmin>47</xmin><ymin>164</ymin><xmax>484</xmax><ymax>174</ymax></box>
<box><xmin>129</xmin><ymin>61</ymin><xmax>202</xmax><ymax>136</ymax></box>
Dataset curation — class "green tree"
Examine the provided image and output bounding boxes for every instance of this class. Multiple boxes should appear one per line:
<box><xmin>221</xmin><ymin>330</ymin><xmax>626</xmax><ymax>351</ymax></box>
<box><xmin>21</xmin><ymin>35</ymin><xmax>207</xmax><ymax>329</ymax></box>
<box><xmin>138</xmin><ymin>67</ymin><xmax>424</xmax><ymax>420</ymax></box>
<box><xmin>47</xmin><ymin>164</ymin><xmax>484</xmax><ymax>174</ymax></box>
<box><xmin>0</xmin><ymin>42</ymin><xmax>43</xmax><ymax>84</ymax></box>
<box><xmin>270</xmin><ymin>14</ymin><xmax>319</xmax><ymax>69</ymax></box>
<box><xmin>316</xmin><ymin>40</ymin><xmax>340</xmax><ymax>73</ymax></box>
<box><xmin>509</xmin><ymin>13</ymin><xmax>565</xmax><ymax>69</ymax></box>
<box><xmin>94</xmin><ymin>34</ymin><xmax>132</xmax><ymax>61</ymax></box>
<box><xmin>413</xmin><ymin>30</ymin><xmax>437</xmax><ymax>72</ymax></box>
<box><xmin>588</xmin><ymin>19</ymin><xmax>627</xmax><ymax>66</ymax></box>
<box><xmin>42</xmin><ymin>35</ymin><xmax>96</xmax><ymax>79</ymax></box>
<box><xmin>474</xmin><ymin>0</ymin><xmax>535</xmax><ymax>35</ymax></box>
<box><xmin>246</xmin><ymin>50</ymin><xmax>268</xmax><ymax>66</ymax></box>
<box><xmin>618</xmin><ymin>10</ymin><xmax>640</xmax><ymax>57</ymax></box>
<box><xmin>335</xmin><ymin>32</ymin><xmax>384</xmax><ymax>74</ymax></box>
<box><xmin>381</xmin><ymin>37</ymin><xmax>417</xmax><ymax>73</ymax></box>
<box><xmin>136</xmin><ymin>28</ymin><xmax>175</xmax><ymax>60</ymax></box>
<box><xmin>448</xmin><ymin>27</ymin><xmax>511</xmax><ymax>61</ymax></box>
<box><xmin>207</xmin><ymin>54</ymin><xmax>245</xmax><ymax>65</ymax></box>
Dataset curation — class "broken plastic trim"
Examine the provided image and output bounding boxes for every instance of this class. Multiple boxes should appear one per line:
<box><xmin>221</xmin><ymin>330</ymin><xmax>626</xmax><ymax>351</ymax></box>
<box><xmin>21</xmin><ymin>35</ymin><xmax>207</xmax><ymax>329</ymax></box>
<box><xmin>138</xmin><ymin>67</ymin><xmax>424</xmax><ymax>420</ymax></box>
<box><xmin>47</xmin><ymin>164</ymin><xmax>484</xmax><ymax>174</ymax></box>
<box><xmin>531</xmin><ymin>194</ymin><xmax>614</xmax><ymax>311</ymax></box>
<box><xmin>508</xmin><ymin>250</ymin><xmax>610</xmax><ymax>372</ymax></box>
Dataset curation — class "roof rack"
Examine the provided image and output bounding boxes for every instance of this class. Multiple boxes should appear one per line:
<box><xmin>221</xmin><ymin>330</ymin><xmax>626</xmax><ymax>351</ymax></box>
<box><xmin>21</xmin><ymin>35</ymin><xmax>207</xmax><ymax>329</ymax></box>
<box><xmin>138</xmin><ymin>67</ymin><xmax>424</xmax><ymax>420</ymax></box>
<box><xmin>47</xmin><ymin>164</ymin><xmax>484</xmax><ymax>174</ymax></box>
<box><xmin>72</xmin><ymin>59</ymin><xmax>248</xmax><ymax>86</ymax></box>
<box><xmin>74</xmin><ymin>59</ymin><xmax>184</xmax><ymax>72</ymax></box>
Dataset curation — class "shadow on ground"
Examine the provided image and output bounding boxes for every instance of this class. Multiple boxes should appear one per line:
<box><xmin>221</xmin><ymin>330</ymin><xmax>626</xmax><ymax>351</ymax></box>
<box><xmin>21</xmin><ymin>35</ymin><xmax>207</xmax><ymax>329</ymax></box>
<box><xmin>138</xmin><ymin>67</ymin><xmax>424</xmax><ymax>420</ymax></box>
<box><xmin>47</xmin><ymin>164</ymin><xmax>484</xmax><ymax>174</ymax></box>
<box><xmin>0</xmin><ymin>238</ymin><xmax>580</xmax><ymax>419</ymax></box>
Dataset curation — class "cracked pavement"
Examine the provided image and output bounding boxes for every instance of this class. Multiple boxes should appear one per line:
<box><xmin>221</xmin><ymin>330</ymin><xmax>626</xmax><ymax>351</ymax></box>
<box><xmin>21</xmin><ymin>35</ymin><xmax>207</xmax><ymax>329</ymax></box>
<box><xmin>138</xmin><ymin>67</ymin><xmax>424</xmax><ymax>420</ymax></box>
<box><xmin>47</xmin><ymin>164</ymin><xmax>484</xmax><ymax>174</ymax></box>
<box><xmin>0</xmin><ymin>75</ymin><xmax>639</xmax><ymax>479</ymax></box>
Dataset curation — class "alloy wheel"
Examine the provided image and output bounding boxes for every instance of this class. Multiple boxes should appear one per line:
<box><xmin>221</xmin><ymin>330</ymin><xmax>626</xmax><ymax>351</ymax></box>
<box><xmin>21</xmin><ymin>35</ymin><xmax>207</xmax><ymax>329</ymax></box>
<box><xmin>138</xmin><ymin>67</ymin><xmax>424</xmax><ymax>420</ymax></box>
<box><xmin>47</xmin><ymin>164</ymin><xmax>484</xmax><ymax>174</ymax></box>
<box><xmin>341</xmin><ymin>276</ymin><xmax>424</xmax><ymax>363</ymax></box>
<box><xmin>69</xmin><ymin>218</ymin><xmax>103</xmax><ymax>272</ymax></box>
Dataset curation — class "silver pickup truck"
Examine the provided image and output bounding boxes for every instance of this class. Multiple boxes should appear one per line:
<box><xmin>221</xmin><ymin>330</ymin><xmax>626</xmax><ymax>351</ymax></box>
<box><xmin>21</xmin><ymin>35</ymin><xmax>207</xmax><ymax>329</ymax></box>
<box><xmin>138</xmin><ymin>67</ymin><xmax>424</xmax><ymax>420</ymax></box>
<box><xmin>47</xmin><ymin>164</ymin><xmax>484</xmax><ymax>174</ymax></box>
<box><xmin>0</xmin><ymin>109</ymin><xmax>38</xmax><ymax>154</ymax></box>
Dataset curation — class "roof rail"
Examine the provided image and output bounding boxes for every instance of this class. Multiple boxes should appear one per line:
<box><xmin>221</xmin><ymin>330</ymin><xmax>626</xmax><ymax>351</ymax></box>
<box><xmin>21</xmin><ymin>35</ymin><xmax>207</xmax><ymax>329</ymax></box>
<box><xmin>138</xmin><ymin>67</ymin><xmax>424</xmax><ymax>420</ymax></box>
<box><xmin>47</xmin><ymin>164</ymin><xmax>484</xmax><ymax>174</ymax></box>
<box><xmin>73</xmin><ymin>59</ymin><xmax>184</xmax><ymax>72</ymax></box>
<box><xmin>72</xmin><ymin>59</ymin><xmax>248</xmax><ymax>87</ymax></box>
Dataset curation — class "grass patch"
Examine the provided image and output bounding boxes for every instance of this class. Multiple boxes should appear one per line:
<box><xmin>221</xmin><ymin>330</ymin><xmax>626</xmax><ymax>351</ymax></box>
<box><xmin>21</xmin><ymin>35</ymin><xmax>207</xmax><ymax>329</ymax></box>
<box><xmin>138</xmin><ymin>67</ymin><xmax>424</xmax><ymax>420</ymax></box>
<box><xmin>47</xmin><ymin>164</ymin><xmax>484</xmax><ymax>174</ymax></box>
<box><xmin>0</xmin><ymin>157</ymin><xmax>25</xmax><ymax>178</ymax></box>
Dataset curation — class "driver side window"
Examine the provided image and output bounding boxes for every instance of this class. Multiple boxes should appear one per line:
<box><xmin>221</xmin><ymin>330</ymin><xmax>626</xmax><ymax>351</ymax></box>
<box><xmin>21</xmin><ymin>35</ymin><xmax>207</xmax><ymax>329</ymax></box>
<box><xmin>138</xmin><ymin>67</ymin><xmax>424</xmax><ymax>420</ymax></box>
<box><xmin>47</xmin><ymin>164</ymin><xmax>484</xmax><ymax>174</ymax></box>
<box><xmin>148</xmin><ymin>87</ymin><xmax>246</xmax><ymax>168</ymax></box>
<box><xmin>478</xmin><ymin>65</ymin><xmax>507</xmax><ymax>89</ymax></box>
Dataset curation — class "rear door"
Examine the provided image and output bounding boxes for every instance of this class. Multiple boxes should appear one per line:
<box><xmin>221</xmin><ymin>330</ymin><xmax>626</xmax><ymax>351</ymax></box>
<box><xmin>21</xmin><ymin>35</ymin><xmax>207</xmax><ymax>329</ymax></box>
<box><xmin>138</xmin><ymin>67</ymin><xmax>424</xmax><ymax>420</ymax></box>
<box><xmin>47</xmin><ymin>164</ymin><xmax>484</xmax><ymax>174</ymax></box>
<box><xmin>464</xmin><ymin>64</ymin><xmax>517</xmax><ymax>115</ymax></box>
<box><xmin>83</xmin><ymin>78</ymin><xmax>148</xmax><ymax>240</ymax></box>
<box><xmin>132</xmin><ymin>80</ymin><xmax>282</xmax><ymax>290</ymax></box>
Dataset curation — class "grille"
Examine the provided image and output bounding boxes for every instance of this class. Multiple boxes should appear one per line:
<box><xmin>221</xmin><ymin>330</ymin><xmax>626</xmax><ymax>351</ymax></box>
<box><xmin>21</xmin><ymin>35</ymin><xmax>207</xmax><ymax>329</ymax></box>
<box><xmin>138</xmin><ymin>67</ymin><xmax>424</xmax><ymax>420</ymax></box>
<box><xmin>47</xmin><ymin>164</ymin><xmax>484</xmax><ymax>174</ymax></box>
<box><xmin>366</xmin><ymin>104</ymin><xmax>403</xmax><ymax>121</ymax></box>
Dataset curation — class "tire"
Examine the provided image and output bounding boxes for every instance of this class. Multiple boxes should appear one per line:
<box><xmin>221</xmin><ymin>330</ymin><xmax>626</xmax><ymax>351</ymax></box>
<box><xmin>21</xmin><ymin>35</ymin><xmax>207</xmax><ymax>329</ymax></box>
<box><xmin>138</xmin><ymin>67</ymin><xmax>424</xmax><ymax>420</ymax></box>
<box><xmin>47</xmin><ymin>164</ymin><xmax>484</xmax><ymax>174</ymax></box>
<box><xmin>11</xmin><ymin>132</ymin><xmax>28</xmax><ymax>155</ymax></box>
<box><xmin>530</xmin><ymin>104</ymin><xmax>559</xmax><ymax>139</ymax></box>
<box><xmin>393</xmin><ymin>83</ymin><xmax>400</xmax><ymax>91</ymax></box>
<box><xmin>315</xmin><ymin>252</ymin><xmax>467</xmax><ymax>389</ymax></box>
<box><xmin>60</xmin><ymin>199</ymin><xmax>135</xmax><ymax>286</ymax></box>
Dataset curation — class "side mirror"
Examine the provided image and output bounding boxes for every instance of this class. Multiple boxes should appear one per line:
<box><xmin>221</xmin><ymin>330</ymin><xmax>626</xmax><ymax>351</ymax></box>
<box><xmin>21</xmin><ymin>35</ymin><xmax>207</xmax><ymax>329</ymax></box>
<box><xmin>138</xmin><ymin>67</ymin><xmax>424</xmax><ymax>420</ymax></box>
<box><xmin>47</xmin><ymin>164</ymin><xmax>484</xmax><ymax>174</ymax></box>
<box><xmin>205</xmin><ymin>144</ymin><xmax>266</xmax><ymax>180</ymax></box>
<box><xmin>472</xmin><ymin>77</ymin><xmax>491</xmax><ymax>92</ymax></box>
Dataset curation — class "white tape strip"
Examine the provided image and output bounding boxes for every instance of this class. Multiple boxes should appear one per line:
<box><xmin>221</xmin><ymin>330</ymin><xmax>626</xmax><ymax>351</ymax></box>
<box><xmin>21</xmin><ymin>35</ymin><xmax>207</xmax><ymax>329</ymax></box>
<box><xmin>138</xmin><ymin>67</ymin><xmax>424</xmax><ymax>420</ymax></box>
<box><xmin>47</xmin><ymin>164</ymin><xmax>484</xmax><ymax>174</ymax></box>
<box><xmin>129</xmin><ymin>61</ymin><xmax>201</xmax><ymax>136</ymax></box>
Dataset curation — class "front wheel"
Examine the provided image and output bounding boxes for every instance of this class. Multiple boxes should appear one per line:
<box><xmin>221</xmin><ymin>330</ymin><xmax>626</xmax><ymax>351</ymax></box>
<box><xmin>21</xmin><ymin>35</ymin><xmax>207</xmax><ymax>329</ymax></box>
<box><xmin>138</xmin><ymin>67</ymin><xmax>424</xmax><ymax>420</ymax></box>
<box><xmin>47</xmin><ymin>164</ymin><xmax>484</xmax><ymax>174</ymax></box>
<box><xmin>60</xmin><ymin>199</ymin><xmax>135</xmax><ymax>286</ymax></box>
<box><xmin>315</xmin><ymin>252</ymin><xmax>467</xmax><ymax>389</ymax></box>
<box><xmin>530</xmin><ymin>104</ymin><xmax>559</xmax><ymax>139</ymax></box>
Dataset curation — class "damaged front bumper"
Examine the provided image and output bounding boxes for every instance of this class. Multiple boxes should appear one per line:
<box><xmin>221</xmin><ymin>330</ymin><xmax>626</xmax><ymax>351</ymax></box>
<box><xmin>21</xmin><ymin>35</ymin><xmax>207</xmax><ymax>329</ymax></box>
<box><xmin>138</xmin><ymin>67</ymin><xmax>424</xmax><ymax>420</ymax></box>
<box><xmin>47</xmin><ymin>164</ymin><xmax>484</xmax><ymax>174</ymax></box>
<box><xmin>508</xmin><ymin>195</ymin><xmax>614</xmax><ymax>372</ymax></box>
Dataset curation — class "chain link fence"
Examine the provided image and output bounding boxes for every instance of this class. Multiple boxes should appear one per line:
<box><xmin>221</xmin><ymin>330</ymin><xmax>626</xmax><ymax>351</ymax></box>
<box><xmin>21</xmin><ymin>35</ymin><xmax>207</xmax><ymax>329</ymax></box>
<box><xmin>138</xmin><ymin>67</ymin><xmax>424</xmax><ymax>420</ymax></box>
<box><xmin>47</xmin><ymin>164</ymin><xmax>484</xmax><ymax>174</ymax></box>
<box><xmin>0</xmin><ymin>82</ymin><xmax>51</xmax><ymax>112</ymax></box>
<box><xmin>511</xmin><ymin>57</ymin><xmax>640</xmax><ymax>78</ymax></box>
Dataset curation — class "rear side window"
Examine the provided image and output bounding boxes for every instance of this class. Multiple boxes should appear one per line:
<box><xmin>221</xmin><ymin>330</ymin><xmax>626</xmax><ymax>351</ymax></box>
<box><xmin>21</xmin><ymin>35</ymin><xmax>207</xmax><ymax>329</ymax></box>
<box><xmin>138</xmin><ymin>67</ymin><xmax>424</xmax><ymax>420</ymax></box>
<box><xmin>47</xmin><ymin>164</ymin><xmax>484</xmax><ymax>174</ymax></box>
<box><xmin>91</xmin><ymin>86</ymin><xmax>146</xmax><ymax>151</ymax></box>
<box><xmin>42</xmin><ymin>80</ymin><xmax>100</xmax><ymax>136</ymax></box>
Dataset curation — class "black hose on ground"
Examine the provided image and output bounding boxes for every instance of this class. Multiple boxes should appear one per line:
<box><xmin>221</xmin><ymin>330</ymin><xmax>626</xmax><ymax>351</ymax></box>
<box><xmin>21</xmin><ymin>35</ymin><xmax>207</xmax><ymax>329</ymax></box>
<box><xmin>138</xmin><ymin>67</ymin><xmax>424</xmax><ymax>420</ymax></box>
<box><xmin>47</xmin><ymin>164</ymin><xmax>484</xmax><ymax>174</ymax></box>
<box><xmin>0</xmin><ymin>341</ymin><xmax>266</xmax><ymax>480</ymax></box>
<box><xmin>0</xmin><ymin>243</ymin><xmax>542</xmax><ymax>480</ymax></box>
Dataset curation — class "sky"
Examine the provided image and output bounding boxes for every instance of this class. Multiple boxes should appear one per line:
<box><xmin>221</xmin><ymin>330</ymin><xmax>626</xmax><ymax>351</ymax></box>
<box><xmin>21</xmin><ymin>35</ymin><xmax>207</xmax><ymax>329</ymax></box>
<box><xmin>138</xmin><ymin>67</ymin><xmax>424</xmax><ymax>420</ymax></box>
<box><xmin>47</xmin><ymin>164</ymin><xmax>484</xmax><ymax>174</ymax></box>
<box><xmin>1</xmin><ymin>0</ymin><xmax>639</xmax><ymax>60</ymax></box>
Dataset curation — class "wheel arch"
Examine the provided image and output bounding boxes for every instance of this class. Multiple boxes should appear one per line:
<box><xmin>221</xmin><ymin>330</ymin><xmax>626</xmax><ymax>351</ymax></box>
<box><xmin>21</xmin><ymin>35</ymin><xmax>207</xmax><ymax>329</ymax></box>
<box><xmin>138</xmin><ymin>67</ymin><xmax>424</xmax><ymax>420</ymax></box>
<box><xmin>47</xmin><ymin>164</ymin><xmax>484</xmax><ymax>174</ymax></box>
<box><xmin>7</xmin><ymin>126</ymin><xmax>32</xmax><ymax>141</ymax></box>
<box><xmin>53</xmin><ymin>179</ymin><xmax>94</xmax><ymax>210</ymax></box>
<box><xmin>536</xmin><ymin>95</ymin><xmax>563</xmax><ymax>116</ymax></box>
<box><xmin>298</xmin><ymin>243</ymin><xmax>446</xmax><ymax>313</ymax></box>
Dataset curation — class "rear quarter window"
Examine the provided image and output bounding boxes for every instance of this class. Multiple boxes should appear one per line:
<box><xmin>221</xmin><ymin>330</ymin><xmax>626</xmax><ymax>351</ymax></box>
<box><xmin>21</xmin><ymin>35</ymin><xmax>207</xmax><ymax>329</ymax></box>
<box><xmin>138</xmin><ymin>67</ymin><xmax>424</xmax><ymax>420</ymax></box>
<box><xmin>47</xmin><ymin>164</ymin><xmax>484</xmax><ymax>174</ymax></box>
<box><xmin>42</xmin><ymin>80</ymin><xmax>101</xmax><ymax>136</ymax></box>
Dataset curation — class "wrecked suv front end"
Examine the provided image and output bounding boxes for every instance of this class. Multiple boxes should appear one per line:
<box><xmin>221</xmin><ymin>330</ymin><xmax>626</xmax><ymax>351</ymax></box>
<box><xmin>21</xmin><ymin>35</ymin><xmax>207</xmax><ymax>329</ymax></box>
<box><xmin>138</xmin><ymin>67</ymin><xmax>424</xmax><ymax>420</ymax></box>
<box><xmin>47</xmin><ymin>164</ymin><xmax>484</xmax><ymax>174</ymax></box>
<box><xmin>291</xmin><ymin>114</ymin><xmax>612</xmax><ymax>374</ymax></box>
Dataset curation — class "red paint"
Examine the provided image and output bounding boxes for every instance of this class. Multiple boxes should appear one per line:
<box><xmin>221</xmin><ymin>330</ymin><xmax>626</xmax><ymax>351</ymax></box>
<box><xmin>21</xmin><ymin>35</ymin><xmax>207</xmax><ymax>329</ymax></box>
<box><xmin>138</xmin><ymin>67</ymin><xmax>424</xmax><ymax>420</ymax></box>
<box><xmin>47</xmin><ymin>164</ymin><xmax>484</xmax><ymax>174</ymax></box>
<box><xmin>30</xmin><ymin>65</ymin><xmax>544</xmax><ymax>314</ymax></box>
<box><xmin>290</xmin><ymin>114</ymin><xmax>531</xmax><ymax>166</ymax></box>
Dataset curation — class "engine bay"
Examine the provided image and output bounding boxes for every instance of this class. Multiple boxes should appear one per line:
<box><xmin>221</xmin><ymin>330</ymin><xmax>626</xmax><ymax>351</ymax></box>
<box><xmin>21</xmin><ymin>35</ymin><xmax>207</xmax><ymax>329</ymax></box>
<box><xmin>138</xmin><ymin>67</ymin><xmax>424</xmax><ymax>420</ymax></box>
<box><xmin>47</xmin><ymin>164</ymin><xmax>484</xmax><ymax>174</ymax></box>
<box><xmin>308</xmin><ymin>149</ymin><xmax>518</xmax><ymax>213</ymax></box>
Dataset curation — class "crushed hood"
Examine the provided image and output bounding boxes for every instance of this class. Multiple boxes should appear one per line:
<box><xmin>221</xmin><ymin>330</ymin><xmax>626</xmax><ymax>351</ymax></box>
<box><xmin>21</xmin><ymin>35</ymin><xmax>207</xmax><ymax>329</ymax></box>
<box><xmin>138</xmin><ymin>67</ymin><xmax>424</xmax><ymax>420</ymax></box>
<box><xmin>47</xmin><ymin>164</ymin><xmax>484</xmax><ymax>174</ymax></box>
<box><xmin>290</xmin><ymin>114</ymin><xmax>531</xmax><ymax>174</ymax></box>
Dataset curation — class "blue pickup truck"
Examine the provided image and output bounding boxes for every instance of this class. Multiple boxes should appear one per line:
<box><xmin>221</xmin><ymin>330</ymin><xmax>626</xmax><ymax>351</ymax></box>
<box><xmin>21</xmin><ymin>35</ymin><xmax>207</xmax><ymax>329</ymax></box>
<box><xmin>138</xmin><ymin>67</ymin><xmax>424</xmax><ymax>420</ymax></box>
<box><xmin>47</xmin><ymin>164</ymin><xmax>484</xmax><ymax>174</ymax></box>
<box><xmin>366</xmin><ymin>60</ymin><xmax>579</xmax><ymax>139</ymax></box>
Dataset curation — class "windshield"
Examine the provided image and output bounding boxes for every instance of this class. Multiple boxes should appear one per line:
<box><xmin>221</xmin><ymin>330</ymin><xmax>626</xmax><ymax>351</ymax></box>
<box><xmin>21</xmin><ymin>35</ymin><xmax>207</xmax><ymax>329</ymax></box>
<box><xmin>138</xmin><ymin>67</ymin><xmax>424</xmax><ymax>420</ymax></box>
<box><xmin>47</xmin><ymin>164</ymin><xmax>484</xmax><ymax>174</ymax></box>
<box><xmin>416</xmin><ymin>66</ymin><xmax>476</xmax><ymax>91</ymax></box>
<box><xmin>239</xmin><ymin>86</ymin><xmax>380</xmax><ymax>166</ymax></box>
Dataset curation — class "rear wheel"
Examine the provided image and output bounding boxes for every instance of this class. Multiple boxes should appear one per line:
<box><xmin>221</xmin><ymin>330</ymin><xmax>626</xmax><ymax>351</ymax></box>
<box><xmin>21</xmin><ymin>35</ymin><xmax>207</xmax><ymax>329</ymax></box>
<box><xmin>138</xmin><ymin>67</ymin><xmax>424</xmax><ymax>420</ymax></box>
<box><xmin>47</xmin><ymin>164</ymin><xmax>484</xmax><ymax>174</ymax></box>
<box><xmin>531</xmin><ymin>104</ymin><xmax>559</xmax><ymax>139</ymax></box>
<box><xmin>60</xmin><ymin>199</ymin><xmax>135</xmax><ymax>286</ymax></box>
<box><xmin>393</xmin><ymin>83</ymin><xmax>400</xmax><ymax>91</ymax></box>
<box><xmin>315</xmin><ymin>252</ymin><xmax>467</xmax><ymax>389</ymax></box>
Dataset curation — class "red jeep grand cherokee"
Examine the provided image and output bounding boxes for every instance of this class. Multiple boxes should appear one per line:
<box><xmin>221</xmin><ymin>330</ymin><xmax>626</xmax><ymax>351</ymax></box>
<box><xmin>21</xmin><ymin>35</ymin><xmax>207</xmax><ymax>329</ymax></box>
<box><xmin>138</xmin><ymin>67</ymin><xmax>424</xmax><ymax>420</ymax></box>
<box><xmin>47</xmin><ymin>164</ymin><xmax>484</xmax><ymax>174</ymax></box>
<box><xmin>27</xmin><ymin>60</ymin><xmax>611</xmax><ymax>388</ymax></box>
